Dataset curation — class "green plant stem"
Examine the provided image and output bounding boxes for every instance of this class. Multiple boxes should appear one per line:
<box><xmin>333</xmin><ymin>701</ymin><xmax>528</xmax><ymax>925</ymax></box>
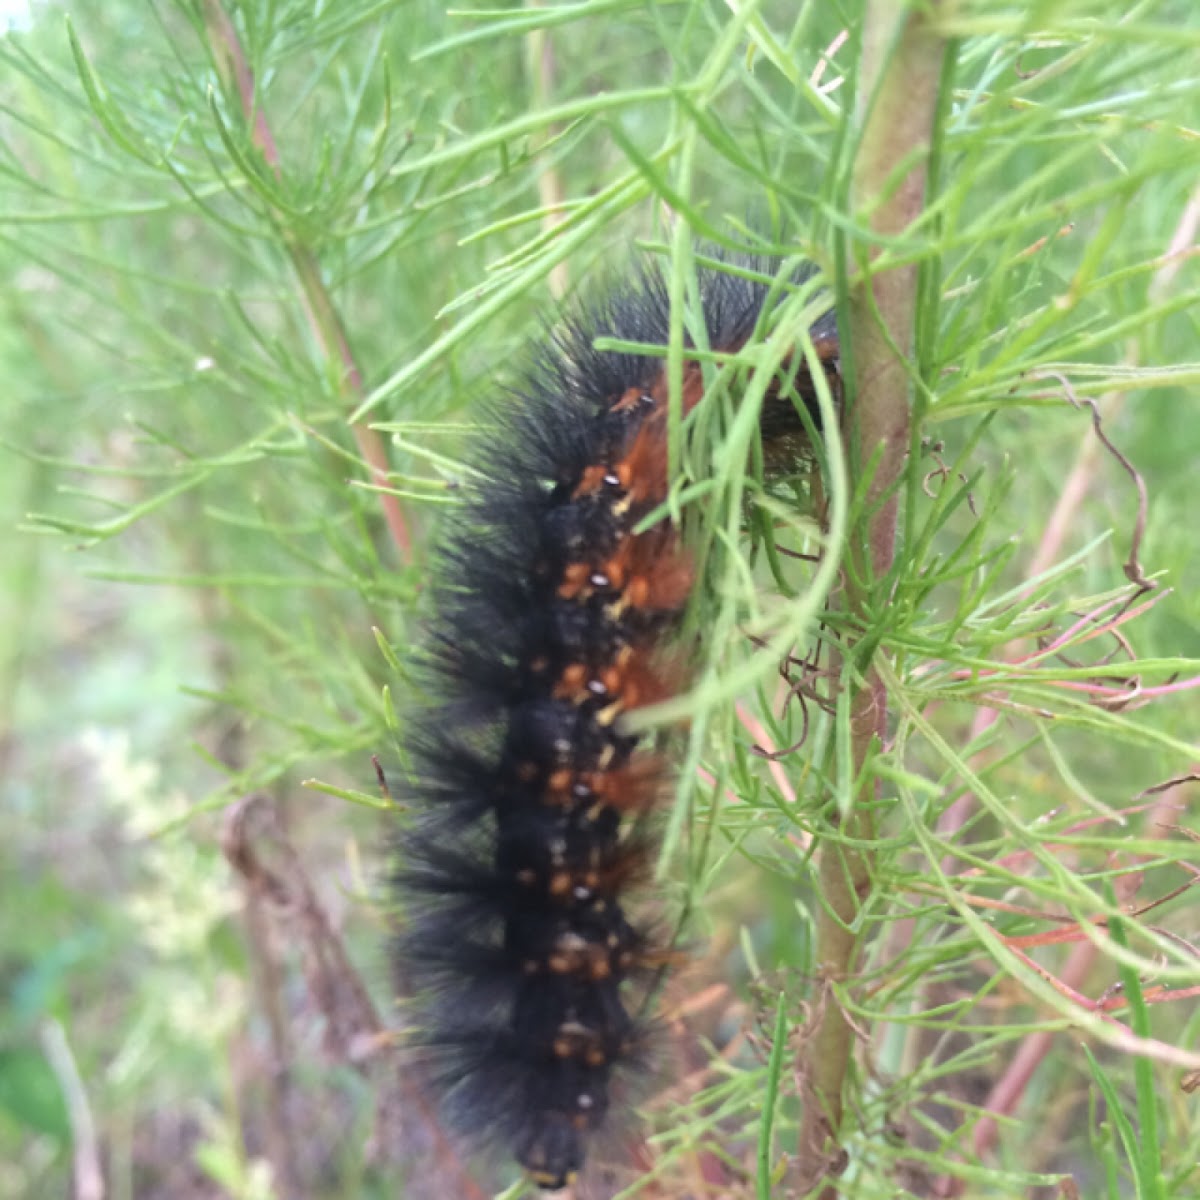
<box><xmin>797</xmin><ymin>5</ymin><xmax>948</xmax><ymax>1195</ymax></box>
<box><xmin>523</xmin><ymin>5</ymin><xmax>568</xmax><ymax>299</ymax></box>
<box><xmin>199</xmin><ymin>0</ymin><xmax>411</xmax><ymax>560</ymax></box>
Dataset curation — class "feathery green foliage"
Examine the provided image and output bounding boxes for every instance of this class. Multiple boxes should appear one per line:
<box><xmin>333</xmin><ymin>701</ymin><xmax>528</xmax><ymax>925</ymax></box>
<box><xmin>2</xmin><ymin>1</ymin><xmax>1199</xmax><ymax>1197</ymax></box>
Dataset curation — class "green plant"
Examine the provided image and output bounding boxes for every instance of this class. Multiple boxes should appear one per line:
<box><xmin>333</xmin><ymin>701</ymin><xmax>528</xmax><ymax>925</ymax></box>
<box><xmin>2</xmin><ymin>1</ymin><xmax>1198</xmax><ymax>1197</ymax></box>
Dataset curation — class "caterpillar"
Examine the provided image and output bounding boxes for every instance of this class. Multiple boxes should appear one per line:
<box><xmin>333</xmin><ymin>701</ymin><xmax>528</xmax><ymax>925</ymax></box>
<box><xmin>396</xmin><ymin>252</ymin><xmax>840</xmax><ymax>1190</ymax></box>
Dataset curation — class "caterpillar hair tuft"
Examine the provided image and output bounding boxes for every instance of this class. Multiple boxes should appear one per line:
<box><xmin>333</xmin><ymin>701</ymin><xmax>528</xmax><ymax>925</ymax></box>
<box><xmin>394</xmin><ymin>250</ymin><xmax>840</xmax><ymax>1190</ymax></box>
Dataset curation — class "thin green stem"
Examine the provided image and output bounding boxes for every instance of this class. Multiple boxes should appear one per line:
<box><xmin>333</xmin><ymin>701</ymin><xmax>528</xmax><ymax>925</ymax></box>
<box><xmin>797</xmin><ymin>4</ymin><xmax>949</xmax><ymax>1195</ymax></box>
<box><xmin>199</xmin><ymin>0</ymin><xmax>411</xmax><ymax>560</ymax></box>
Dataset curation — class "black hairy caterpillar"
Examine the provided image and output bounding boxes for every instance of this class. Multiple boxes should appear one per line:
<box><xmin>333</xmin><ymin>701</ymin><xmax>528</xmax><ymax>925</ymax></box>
<box><xmin>395</xmin><ymin>253</ymin><xmax>840</xmax><ymax>1190</ymax></box>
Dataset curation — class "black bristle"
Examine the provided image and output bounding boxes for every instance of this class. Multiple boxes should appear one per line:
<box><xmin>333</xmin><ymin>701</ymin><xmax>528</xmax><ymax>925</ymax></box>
<box><xmin>392</xmin><ymin>250</ymin><xmax>838</xmax><ymax>1189</ymax></box>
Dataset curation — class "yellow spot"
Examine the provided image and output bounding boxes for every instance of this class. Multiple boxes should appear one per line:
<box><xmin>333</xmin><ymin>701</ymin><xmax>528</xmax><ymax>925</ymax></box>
<box><xmin>605</xmin><ymin>596</ymin><xmax>629</xmax><ymax>620</ymax></box>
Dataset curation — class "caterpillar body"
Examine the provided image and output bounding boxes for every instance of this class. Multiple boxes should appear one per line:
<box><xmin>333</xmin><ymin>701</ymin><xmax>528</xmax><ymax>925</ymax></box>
<box><xmin>396</xmin><ymin>254</ymin><xmax>839</xmax><ymax>1190</ymax></box>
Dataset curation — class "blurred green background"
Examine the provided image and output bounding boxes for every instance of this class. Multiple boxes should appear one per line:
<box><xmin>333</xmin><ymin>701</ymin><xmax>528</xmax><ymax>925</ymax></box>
<box><xmin>2</xmin><ymin>1</ymin><xmax>1199</xmax><ymax>1198</ymax></box>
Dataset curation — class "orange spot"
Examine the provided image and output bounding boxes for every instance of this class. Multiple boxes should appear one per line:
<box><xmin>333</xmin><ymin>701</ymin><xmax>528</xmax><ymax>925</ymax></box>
<box><xmin>558</xmin><ymin>561</ymin><xmax>590</xmax><ymax>599</ymax></box>
<box><xmin>619</xmin><ymin>653</ymin><xmax>685</xmax><ymax>711</ymax></box>
<box><xmin>554</xmin><ymin>663</ymin><xmax>587</xmax><ymax>698</ymax></box>
<box><xmin>580</xmin><ymin>758</ymin><xmax>669</xmax><ymax>813</ymax></box>
<box><xmin>616</xmin><ymin>422</ymin><xmax>668</xmax><ymax>506</ymax></box>
<box><xmin>621</xmin><ymin>531</ymin><xmax>693</xmax><ymax>609</ymax></box>
<box><xmin>639</xmin><ymin>362</ymin><xmax>704</xmax><ymax>416</ymax></box>
<box><xmin>621</xmin><ymin>558</ymin><xmax>692</xmax><ymax>611</ymax></box>
<box><xmin>572</xmin><ymin>462</ymin><xmax>609</xmax><ymax>498</ymax></box>
<box><xmin>601</xmin><ymin>556</ymin><xmax>626</xmax><ymax>589</ymax></box>
<box><xmin>610</xmin><ymin>385</ymin><xmax>648</xmax><ymax>413</ymax></box>
<box><xmin>552</xmin><ymin>1021</ymin><xmax>603</xmax><ymax>1062</ymax></box>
